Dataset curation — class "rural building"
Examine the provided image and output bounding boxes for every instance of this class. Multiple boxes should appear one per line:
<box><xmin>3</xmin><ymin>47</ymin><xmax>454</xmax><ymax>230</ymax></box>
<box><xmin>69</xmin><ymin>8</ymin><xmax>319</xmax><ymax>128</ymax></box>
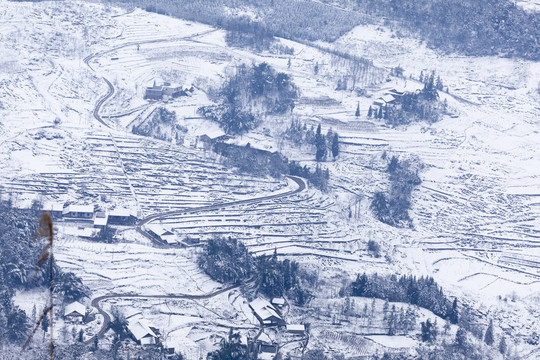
<box><xmin>386</xmin><ymin>88</ymin><xmax>405</xmax><ymax>97</ymax></box>
<box><xmin>108</xmin><ymin>208</ymin><xmax>136</xmax><ymax>225</ymax></box>
<box><xmin>146</xmin><ymin>224</ymin><xmax>177</xmax><ymax>244</ymax></box>
<box><xmin>257</xmin><ymin>342</ymin><xmax>279</xmax><ymax>360</ymax></box>
<box><xmin>128</xmin><ymin>319</ymin><xmax>159</xmax><ymax>346</ymax></box>
<box><xmin>286</xmin><ymin>324</ymin><xmax>305</xmax><ymax>335</ymax></box>
<box><xmin>64</xmin><ymin>301</ymin><xmax>86</xmax><ymax>323</ymax></box>
<box><xmin>249</xmin><ymin>298</ymin><xmax>284</xmax><ymax>326</ymax></box>
<box><xmin>271</xmin><ymin>298</ymin><xmax>286</xmax><ymax>308</ymax></box>
<box><xmin>63</xmin><ymin>204</ymin><xmax>94</xmax><ymax>219</ymax></box>
<box><xmin>44</xmin><ymin>202</ymin><xmax>64</xmax><ymax>219</ymax></box>
<box><xmin>144</xmin><ymin>81</ymin><xmax>182</xmax><ymax>100</ymax></box>
<box><xmin>93</xmin><ymin>211</ymin><xmax>108</xmax><ymax>229</ymax></box>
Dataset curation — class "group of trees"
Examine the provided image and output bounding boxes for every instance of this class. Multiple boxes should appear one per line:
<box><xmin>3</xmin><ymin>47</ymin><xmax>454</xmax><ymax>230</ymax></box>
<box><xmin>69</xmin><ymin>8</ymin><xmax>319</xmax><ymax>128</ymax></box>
<box><xmin>213</xmin><ymin>142</ymin><xmax>289</xmax><ymax>178</ymax></box>
<box><xmin>368</xmin><ymin>72</ymin><xmax>447</xmax><ymax>126</ymax></box>
<box><xmin>350</xmin><ymin>273</ymin><xmax>459</xmax><ymax>323</ymax></box>
<box><xmin>371</xmin><ymin>155</ymin><xmax>422</xmax><ymax>227</ymax></box>
<box><xmin>0</xmin><ymin>201</ymin><xmax>90</xmax><ymax>346</ymax></box>
<box><xmin>132</xmin><ymin>107</ymin><xmax>187</xmax><ymax>143</ymax></box>
<box><xmin>288</xmin><ymin>161</ymin><xmax>329</xmax><ymax>192</ymax></box>
<box><xmin>210</xmin><ymin>139</ymin><xmax>331</xmax><ymax>191</ymax></box>
<box><xmin>284</xmin><ymin>121</ymin><xmax>340</xmax><ymax>161</ymax></box>
<box><xmin>199</xmin><ymin>62</ymin><xmax>298</xmax><ymax>134</ymax></box>
<box><xmin>351</xmin><ymin>0</ymin><xmax>540</xmax><ymax>61</ymax></box>
<box><xmin>198</xmin><ymin>237</ymin><xmax>313</xmax><ymax>305</ymax></box>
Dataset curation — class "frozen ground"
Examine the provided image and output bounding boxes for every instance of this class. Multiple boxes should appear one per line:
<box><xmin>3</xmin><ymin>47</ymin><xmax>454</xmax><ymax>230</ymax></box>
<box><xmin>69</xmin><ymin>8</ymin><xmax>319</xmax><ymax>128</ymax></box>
<box><xmin>2</xmin><ymin>0</ymin><xmax>539</xmax><ymax>357</ymax></box>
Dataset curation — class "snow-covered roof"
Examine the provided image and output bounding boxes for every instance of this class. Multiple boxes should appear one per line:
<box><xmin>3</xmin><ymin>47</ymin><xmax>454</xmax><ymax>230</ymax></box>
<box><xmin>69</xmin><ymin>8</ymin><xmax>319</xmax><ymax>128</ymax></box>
<box><xmin>146</xmin><ymin>224</ymin><xmax>174</xmax><ymax>237</ymax></box>
<box><xmin>249</xmin><ymin>298</ymin><xmax>282</xmax><ymax>322</ymax></box>
<box><xmin>44</xmin><ymin>202</ymin><xmax>64</xmax><ymax>212</ymax></box>
<box><xmin>271</xmin><ymin>298</ymin><xmax>285</xmax><ymax>306</ymax></box>
<box><xmin>64</xmin><ymin>204</ymin><xmax>94</xmax><ymax>214</ymax></box>
<box><xmin>64</xmin><ymin>301</ymin><xmax>85</xmax><ymax>317</ymax></box>
<box><xmin>128</xmin><ymin>319</ymin><xmax>157</xmax><ymax>341</ymax></box>
<box><xmin>109</xmin><ymin>208</ymin><xmax>132</xmax><ymax>217</ymax></box>
<box><xmin>94</xmin><ymin>215</ymin><xmax>108</xmax><ymax>226</ymax></box>
<box><xmin>380</xmin><ymin>94</ymin><xmax>396</xmax><ymax>103</ymax></box>
<box><xmin>286</xmin><ymin>324</ymin><xmax>305</xmax><ymax>332</ymax></box>
<box><xmin>162</xmin><ymin>234</ymin><xmax>178</xmax><ymax>244</ymax></box>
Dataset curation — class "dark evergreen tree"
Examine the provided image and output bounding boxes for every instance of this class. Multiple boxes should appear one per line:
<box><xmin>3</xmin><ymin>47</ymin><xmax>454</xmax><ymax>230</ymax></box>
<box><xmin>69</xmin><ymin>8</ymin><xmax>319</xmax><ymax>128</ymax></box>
<box><xmin>368</xmin><ymin>106</ymin><xmax>373</xmax><ymax>118</ymax></box>
<box><xmin>355</xmin><ymin>102</ymin><xmax>360</xmax><ymax>117</ymax></box>
<box><xmin>484</xmin><ymin>319</ymin><xmax>494</xmax><ymax>346</ymax></box>
<box><xmin>498</xmin><ymin>335</ymin><xmax>507</xmax><ymax>355</ymax></box>
<box><xmin>315</xmin><ymin>124</ymin><xmax>326</xmax><ymax>161</ymax></box>
<box><xmin>41</xmin><ymin>309</ymin><xmax>49</xmax><ymax>334</ymax></box>
<box><xmin>448</xmin><ymin>298</ymin><xmax>459</xmax><ymax>324</ymax></box>
<box><xmin>332</xmin><ymin>133</ymin><xmax>340</xmax><ymax>158</ymax></box>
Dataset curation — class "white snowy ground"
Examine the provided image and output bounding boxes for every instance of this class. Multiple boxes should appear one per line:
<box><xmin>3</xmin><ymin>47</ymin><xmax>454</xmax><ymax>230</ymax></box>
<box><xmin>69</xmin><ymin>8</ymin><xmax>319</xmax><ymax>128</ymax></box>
<box><xmin>3</xmin><ymin>0</ymin><xmax>540</xmax><ymax>357</ymax></box>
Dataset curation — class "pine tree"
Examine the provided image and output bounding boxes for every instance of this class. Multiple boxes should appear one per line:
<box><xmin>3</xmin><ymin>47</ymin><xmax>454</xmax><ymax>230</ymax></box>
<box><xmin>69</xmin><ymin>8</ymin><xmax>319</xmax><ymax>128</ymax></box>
<box><xmin>331</xmin><ymin>133</ymin><xmax>339</xmax><ymax>158</ymax></box>
<box><xmin>315</xmin><ymin>124</ymin><xmax>326</xmax><ymax>161</ymax></box>
<box><xmin>498</xmin><ymin>335</ymin><xmax>507</xmax><ymax>355</ymax></box>
<box><xmin>41</xmin><ymin>310</ymin><xmax>50</xmax><ymax>335</ymax></box>
<box><xmin>287</xmin><ymin>58</ymin><xmax>291</xmax><ymax>69</ymax></box>
<box><xmin>78</xmin><ymin>329</ymin><xmax>84</xmax><ymax>342</ymax></box>
<box><xmin>368</xmin><ymin>106</ymin><xmax>373</xmax><ymax>118</ymax></box>
<box><xmin>314</xmin><ymin>62</ymin><xmax>319</xmax><ymax>75</ymax></box>
<box><xmin>448</xmin><ymin>298</ymin><xmax>459</xmax><ymax>324</ymax></box>
<box><xmin>484</xmin><ymin>319</ymin><xmax>494</xmax><ymax>346</ymax></box>
<box><xmin>355</xmin><ymin>102</ymin><xmax>360</xmax><ymax>117</ymax></box>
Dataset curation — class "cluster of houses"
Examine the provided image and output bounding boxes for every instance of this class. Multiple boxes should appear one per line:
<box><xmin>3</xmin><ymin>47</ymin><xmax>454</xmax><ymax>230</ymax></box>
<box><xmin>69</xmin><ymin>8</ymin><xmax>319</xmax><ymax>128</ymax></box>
<box><xmin>144</xmin><ymin>223</ymin><xmax>200</xmax><ymax>246</ymax></box>
<box><xmin>371</xmin><ymin>88</ymin><xmax>405</xmax><ymax>109</ymax></box>
<box><xmin>43</xmin><ymin>202</ymin><xmax>136</xmax><ymax>229</ymax></box>
<box><xmin>248</xmin><ymin>297</ymin><xmax>306</xmax><ymax>360</ymax></box>
<box><xmin>144</xmin><ymin>81</ymin><xmax>194</xmax><ymax>101</ymax></box>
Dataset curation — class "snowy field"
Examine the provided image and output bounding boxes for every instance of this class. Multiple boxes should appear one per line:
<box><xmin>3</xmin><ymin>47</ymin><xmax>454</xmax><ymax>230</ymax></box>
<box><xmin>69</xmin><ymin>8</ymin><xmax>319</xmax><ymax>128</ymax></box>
<box><xmin>2</xmin><ymin>0</ymin><xmax>540</xmax><ymax>357</ymax></box>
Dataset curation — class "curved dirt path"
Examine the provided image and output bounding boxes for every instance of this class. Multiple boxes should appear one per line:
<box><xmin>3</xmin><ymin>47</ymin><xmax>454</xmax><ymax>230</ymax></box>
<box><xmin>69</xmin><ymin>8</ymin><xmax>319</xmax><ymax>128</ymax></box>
<box><xmin>85</xmin><ymin>176</ymin><xmax>306</xmax><ymax>344</ymax></box>
<box><xmin>84</xmin><ymin>284</ymin><xmax>237</xmax><ymax>345</ymax></box>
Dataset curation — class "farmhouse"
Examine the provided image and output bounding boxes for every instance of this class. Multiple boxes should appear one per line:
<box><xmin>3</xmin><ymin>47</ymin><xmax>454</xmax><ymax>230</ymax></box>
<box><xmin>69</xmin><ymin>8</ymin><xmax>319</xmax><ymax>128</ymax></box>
<box><xmin>108</xmin><ymin>208</ymin><xmax>136</xmax><ymax>225</ymax></box>
<box><xmin>128</xmin><ymin>319</ymin><xmax>159</xmax><ymax>346</ymax></box>
<box><xmin>64</xmin><ymin>301</ymin><xmax>86</xmax><ymax>323</ymax></box>
<box><xmin>386</xmin><ymin>88</ymin><xmax>405</xmax><ymax>97</ymax></box>
<box><xmin>286</xmin><ymin>324</ymin><xmax>305</xmax><ymax>335</ymax></box>
<box><xmin>146</xmin><ymin>223</ymin><xmax>177</xmax><ymax>244</ymax></box>
<box><xmin>44</xmin><ymin>202</ymin><xmax>64</xmax><ymax>219</ymax></box>
<box><xmin>63</xmin><ymin>204</ymin><xmax>94</xmax><ymax>219</ymax></box>
<box><xmin>249</xmin><ymin>298</ymin><xmax>284</xmax><ymax>326</ymax></box>
<box><xmin>271</xmin><ymin>297</ymin><xmax>286</xmax><ymax>308</ymax></box>
<box><xmin>144</xmin><ymin>81</ymin><xmax>182</xmax><ymax>100</ymax></box>
<box><xmin>93</xmin><ymin>211</ymin><xmax>108</xmax><ymax>229</ymax></box>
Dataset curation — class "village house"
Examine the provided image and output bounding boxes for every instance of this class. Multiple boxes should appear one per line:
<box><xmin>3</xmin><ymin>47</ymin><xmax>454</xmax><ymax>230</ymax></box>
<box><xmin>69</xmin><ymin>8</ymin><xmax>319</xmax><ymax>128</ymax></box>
<box><xmin>93</xmin><ymin>211</ymin><xmax>108</xmax><ymax>229</ymax></box>
<box><xmin>144</xmin><ymin>81</ymin><xmax>183</xmax><ymax>100</ymax></box>
<box><xmin>128</xmin><ymin>319</ymin><xmax>159</xmax><ymax>346</ymax></box>
<box><xmin>249</xmin><ymin>298</ymin><xmax>285</xmax><ymax>326</ymax></box>
<box><xmin>271</xmin><ymin>297</ymin><xmax>286</xmax><ymax>308</ymax></box>
<box><xmin>108</xmin><ymin>208</ymin><xmax>136</xmax><ymax>225</ymax></box>
<box><xmin>286</xmin><ymin>324</ymin><xmax>306</xmax><ymax>335</ymax></box>
<box><xmin>63</xmin><ymin>204</ymin><xmax>94</xmax><ymax>219</ymax></box>
<box><xmin>44</xmin><ymin>202</ymin><xmax>64</xmax><ymax>219</ymax></box>
<box><xmin>146</xmin><ymin>223</ymin><xmax>177</xmax><ymax>244</ymax></box>
<box><xmin>64</xmin><ymin>301</ymin><xmax>86</xmax><ymax>323</ymax></box>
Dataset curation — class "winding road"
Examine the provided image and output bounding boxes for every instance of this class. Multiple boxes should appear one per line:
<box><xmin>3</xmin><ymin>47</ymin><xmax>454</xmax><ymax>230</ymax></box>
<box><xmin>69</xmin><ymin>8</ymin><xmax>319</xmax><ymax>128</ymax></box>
<box><xmin>81</xmin><ymin>24</ymin><xmax>311</xmax><ymax>348</ymax></box>
<box><xmin>85</xmin><ymin>175</ymin><xmax>306</xmax><ymax>345</ymax></box>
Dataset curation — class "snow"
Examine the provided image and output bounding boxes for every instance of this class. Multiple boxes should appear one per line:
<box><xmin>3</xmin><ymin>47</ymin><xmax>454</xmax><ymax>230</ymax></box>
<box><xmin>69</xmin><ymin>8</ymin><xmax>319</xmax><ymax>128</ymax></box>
<box><xmin>1</xmin><ymin>0</ymin><xmax>539</xmax><ymax>356</ymax></box>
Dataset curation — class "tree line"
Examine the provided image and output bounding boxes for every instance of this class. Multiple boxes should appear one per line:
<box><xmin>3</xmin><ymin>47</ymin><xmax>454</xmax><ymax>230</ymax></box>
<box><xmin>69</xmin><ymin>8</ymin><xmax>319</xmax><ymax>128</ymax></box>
<box><xmin>371</xmin><ymin>155</ymin><xmax>422</xmax><ymax>227</ymax></box>
<box><xmin>0</xmin><ymin>201</ymin><xmax>90</xmax><ymax>346</ymax></box>
<box><xmin>199</xmin><ymin>62</ymin><xmax>298</xmax><ymax>135</ymax></box>
<box><xmin>198</xmin><ymin>237</ymin><xmax>313</xmax><ymax>305</ymax></box>
<box><xmin>351</xmin><ymin>0</ymin><xmax>540</xmax><ymax>61</ymax></box>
